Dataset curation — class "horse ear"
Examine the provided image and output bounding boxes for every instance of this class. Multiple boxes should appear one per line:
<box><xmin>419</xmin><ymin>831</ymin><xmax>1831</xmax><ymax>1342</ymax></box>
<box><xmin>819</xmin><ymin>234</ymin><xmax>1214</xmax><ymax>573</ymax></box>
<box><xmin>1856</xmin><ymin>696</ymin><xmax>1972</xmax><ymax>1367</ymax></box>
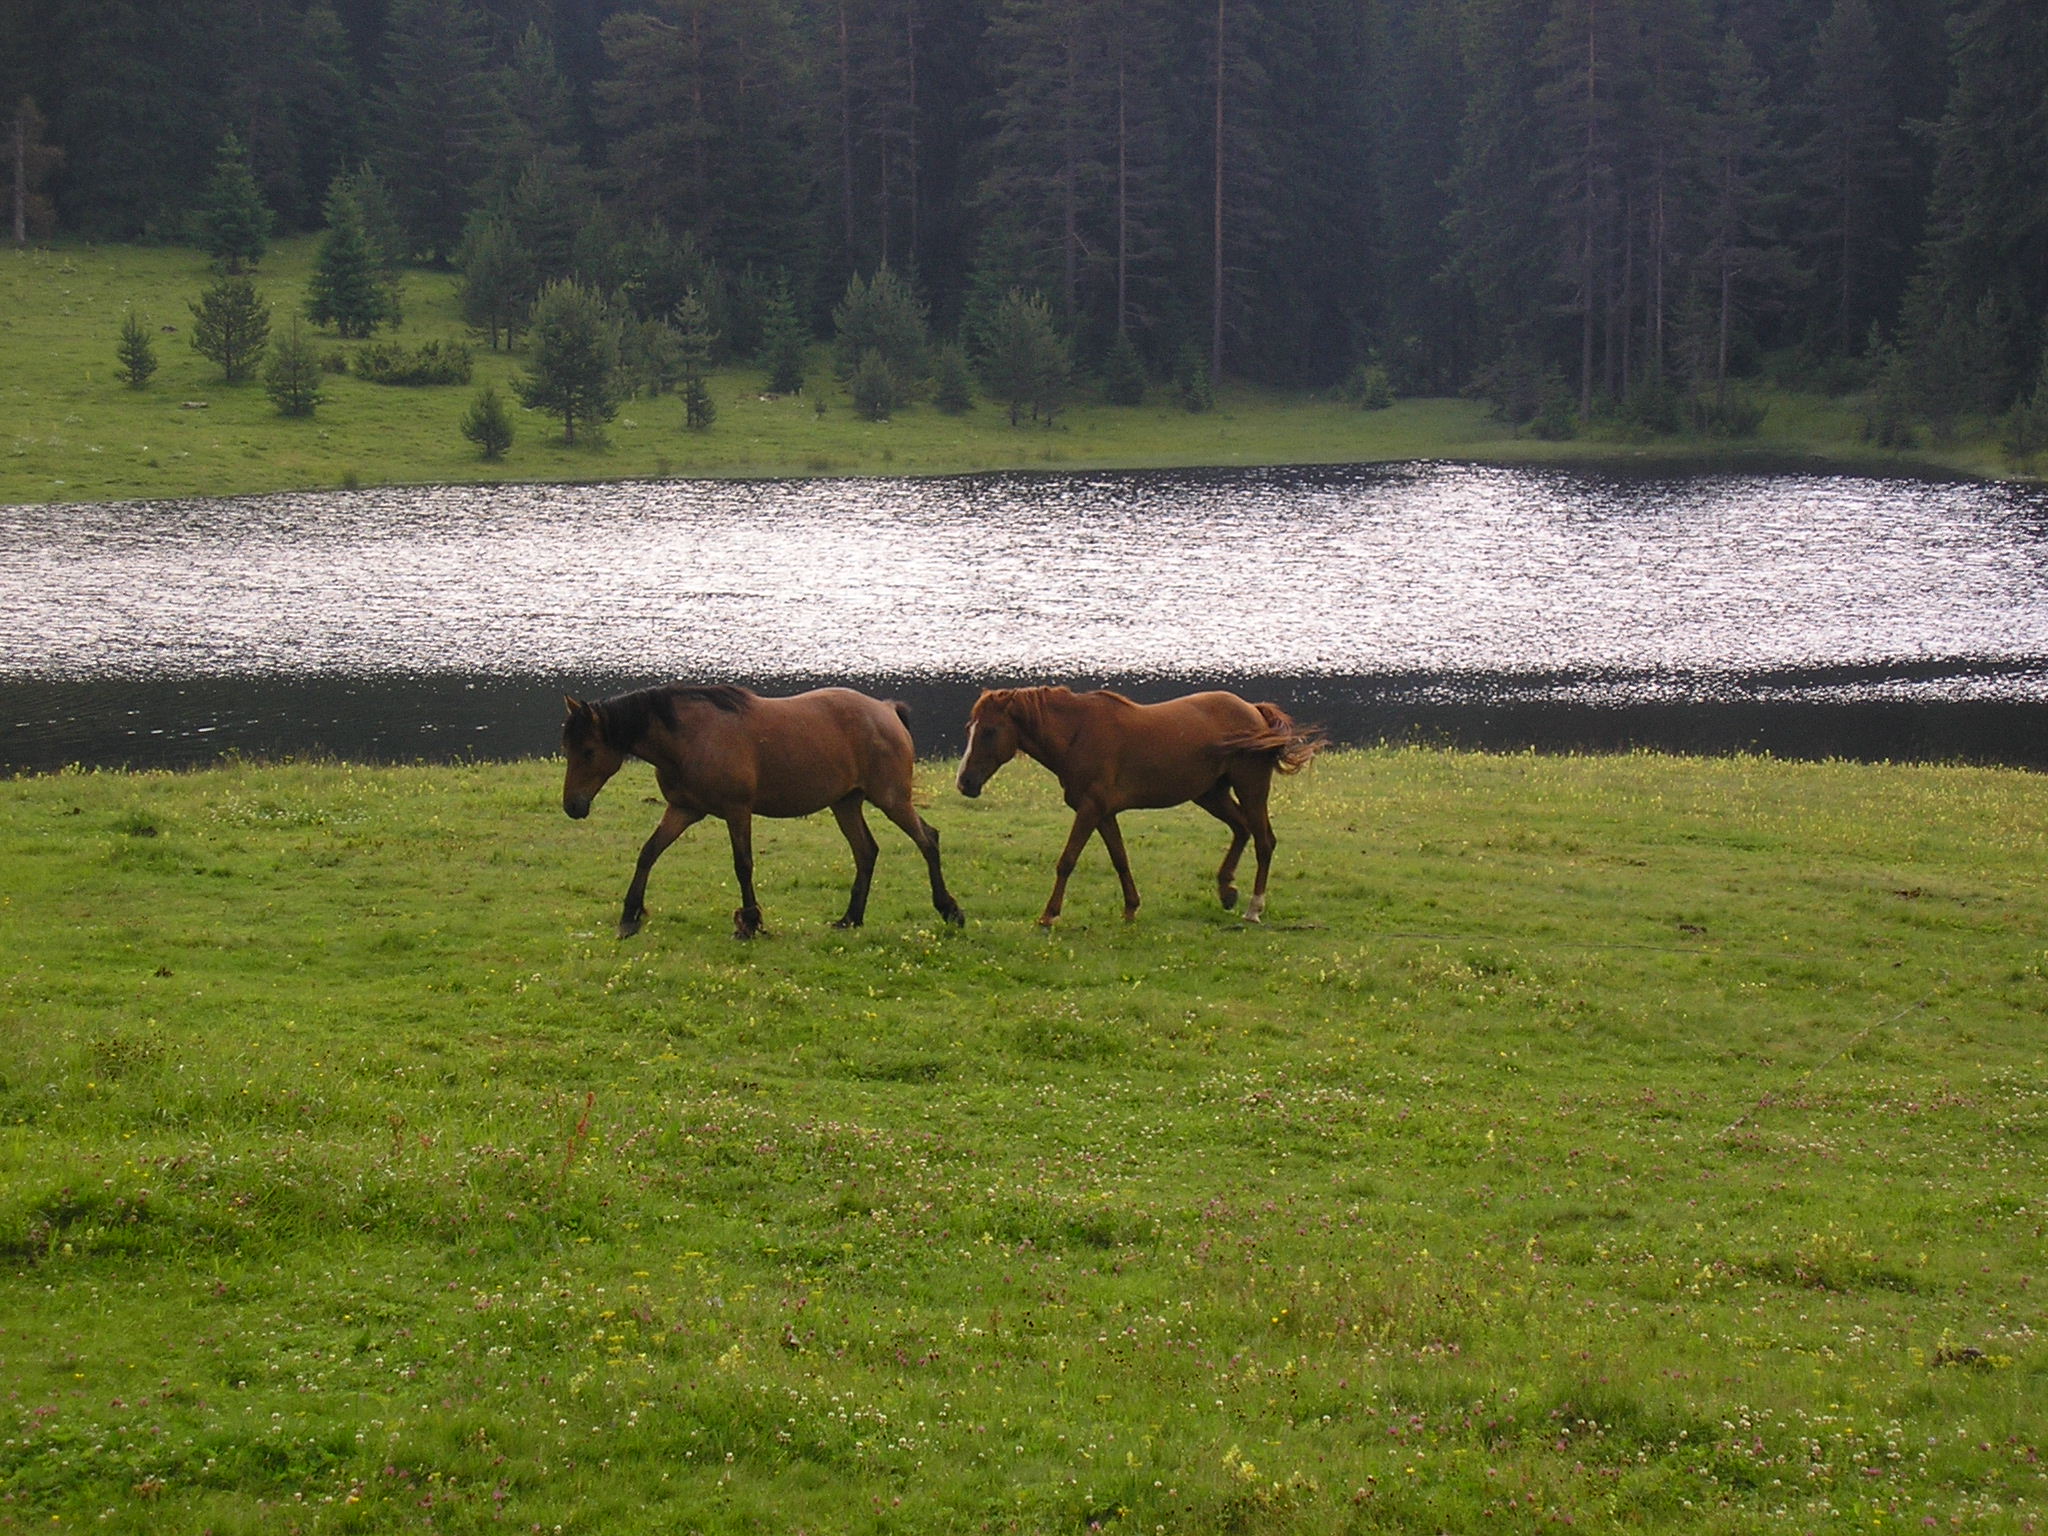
<box><xmin>563</xmin><ymin>694</ymin><xmax>585</xmax><ymax>717</ymax></box>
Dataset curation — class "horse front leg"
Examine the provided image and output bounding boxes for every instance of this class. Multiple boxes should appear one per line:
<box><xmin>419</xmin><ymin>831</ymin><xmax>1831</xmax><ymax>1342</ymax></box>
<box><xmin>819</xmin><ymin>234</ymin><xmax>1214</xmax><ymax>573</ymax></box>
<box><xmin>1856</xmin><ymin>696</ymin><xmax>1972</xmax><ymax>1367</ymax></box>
<box><xmin>620</xmin><ymin>804</ymin><xmax>700</xmax><ymax>939</ymax></box>
<box><xmin>1095</xmin><ymin>813</ymin><xmax>1142</xmax><ymax>921</ymax></box>
<box><xmin>1039</xmin><ymin>806</ymin><xmax>1102</xmax><ymax>927</ymax></box>
<box><xmin>726</xmin><ymin>811</ymin><xmax>765</xmax><ymax>939</ymax></box>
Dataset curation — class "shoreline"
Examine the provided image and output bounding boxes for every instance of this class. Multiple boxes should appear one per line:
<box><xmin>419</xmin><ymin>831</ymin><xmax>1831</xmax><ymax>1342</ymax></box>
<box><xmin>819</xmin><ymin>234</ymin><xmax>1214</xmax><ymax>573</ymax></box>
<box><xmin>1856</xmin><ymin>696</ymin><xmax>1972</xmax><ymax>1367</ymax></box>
<box><xmin>3</xmin><ymin>238</ymin><xmax>2026</xmax><ymax>508</ymax></box>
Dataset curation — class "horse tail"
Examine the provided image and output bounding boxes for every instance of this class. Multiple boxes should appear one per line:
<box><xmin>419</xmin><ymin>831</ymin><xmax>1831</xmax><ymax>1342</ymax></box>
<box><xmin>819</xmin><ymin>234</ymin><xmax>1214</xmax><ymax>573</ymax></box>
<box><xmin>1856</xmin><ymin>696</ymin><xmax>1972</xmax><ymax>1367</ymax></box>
<box><xmin>1219</xmin><ymin>703</ymin><xmax>1327</xmax><ymax>774</ymax></box>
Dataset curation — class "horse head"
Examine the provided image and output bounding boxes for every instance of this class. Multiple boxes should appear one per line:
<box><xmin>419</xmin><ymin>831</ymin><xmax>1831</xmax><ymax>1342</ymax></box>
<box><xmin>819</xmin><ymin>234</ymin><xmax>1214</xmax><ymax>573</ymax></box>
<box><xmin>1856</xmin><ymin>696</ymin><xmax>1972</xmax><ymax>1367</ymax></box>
<box><xmin>560</xmin><ymin>695</ymin><xmax>627</xmax><ymax>819</ymax></box>
<box><xmin>956</xmin><ymin>689</ymin><xmax>1027</xmax><ymax>798</ymax></box>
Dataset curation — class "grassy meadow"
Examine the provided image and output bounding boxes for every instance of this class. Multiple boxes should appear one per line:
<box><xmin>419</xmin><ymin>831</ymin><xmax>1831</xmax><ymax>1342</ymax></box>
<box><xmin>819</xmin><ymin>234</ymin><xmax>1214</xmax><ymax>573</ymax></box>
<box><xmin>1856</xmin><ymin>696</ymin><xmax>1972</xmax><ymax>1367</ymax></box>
<box><xmin>1</xmin><ymin>747</ymin><xmax>2044</xmax><ymax>1533</ymax></box>
<box><xmin>0</xmin><ymin>237</ymin><xmax>2016</xmax><ymax>508</ymax></box>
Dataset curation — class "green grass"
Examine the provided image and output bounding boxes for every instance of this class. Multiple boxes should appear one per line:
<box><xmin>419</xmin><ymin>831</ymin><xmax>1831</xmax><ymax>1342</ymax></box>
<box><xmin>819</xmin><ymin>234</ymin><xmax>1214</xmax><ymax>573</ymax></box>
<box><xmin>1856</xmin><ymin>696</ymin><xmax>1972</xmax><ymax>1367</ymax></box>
<box><xmin>2</xmin><ymin>748</ymin><xmax>2044</xmax><ymax>1532</ymax></box>
<box><xmin>1</xmin><ymin>237</ymin><xmax>2019</xmax><ymax>507</ymax></box>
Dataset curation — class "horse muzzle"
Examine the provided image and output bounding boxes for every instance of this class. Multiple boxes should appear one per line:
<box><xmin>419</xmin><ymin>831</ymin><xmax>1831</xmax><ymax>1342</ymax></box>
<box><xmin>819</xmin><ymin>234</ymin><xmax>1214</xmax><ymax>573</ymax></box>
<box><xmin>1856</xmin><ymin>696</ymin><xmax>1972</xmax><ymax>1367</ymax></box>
<box><xmin>563</xmin><ymin>794</ymin><xmax>592</xmax><ymax>820</ymax></box>
<box><xmin>955</xmin><ymin>768</ymin><xmax>982</xmax><ymax>798</ymax></box>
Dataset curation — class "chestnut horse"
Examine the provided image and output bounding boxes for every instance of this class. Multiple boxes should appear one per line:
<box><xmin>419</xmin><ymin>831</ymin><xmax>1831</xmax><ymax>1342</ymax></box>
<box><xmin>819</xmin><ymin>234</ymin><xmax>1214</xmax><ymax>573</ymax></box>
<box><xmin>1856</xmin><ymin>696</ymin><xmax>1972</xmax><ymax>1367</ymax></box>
<box><xmin>955</xmin><ymin>686</ymin><xmax>1323</xmax><ymax>925</ymax></box>
<box><xmin>562</xmin><ymin>685</ymin><xmax>963</xmax><ymax>939</ymax></box>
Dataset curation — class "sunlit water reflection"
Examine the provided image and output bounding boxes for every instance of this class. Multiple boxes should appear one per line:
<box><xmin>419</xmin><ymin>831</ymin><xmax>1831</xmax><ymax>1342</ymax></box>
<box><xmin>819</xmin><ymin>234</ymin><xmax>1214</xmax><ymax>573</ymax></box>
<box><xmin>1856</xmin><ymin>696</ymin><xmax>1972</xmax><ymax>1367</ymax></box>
<box><xmin>3</xmin><ymin>463</ymin><xmax>2044</xmax><ymax>770</ymax></box>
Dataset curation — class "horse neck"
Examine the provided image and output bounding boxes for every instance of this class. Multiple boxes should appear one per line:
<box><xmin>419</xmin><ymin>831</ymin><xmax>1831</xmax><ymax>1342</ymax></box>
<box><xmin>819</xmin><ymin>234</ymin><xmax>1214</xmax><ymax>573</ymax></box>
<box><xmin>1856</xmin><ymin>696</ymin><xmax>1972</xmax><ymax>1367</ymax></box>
<box><xmin>597</xmin><ymin>697</ymin><xmax>656</xmax><ymax>760</ymax></box>
<box><xmin>1010</xmin><ymin>687</ymin><xmax>1085</xmax><ymax>766</ymax></box>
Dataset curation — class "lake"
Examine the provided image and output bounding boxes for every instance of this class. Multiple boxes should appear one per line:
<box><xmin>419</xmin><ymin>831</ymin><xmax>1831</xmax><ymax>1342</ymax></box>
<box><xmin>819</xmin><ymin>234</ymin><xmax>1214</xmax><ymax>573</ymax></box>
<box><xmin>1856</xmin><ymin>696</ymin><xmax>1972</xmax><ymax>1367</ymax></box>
<box><xmin>3</xmin><ymin>462</ymin><xmax>2044</xmax><ymax>774</ymax></box>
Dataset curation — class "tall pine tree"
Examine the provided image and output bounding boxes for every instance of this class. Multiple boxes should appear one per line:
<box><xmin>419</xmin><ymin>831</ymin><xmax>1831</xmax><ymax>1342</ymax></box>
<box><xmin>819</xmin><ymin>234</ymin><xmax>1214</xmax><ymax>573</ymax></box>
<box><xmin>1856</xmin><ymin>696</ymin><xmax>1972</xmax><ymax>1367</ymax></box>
<box><xmin>372</xmin><ymin>0</ymin><xmax>507</xmax><ymax>263</ymax></box>
<box><xmin>306</xmin><ymin>182</ymin><xmax>399</xmax><ymax>337</ymax></box>
<box><xmin>199</xmin><ymin>132</ymin><xmax>273</xmax><ymax>272</ymax></box>
<box><xmin>1797</xmin><ymin>0</ymin><xmax>1909</xmax><ymax>355</ymax></box>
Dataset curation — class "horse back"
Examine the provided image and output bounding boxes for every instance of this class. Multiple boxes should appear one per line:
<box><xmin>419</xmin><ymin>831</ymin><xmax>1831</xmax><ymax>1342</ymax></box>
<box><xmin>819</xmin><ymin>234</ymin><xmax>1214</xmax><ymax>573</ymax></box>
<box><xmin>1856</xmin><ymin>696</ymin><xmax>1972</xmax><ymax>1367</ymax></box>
<box><xmin>743</xmin><ymin>688</ymin><xmax>916</xmax><ymax>816</ymax></box>
<box><xmin>1061</xmin><ymin>690</ymin><xmax>1267</xmax><ymax>810</ymax></box>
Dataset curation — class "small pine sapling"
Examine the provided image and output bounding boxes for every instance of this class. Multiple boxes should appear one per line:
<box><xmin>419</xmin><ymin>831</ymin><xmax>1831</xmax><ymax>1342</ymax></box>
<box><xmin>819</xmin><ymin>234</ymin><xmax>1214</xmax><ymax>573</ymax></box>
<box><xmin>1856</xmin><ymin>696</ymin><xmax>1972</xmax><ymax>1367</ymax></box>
<box><xmin>116</xmin><ymin>310</ymin><xmax>157</xmax><ymax>389</ymax></box>
<box><xmin>931</xmin><ymin>342</ymin><xmax>975</xmax><ymax>414</ymax></box>
<box><xmin>262</xmin><ymin>320</ymin><xmax>325</xmax><ymax>416</ymax></box>
<box><xmin>460</xmin><ymin>384</ymin><xmax>516</xmax><ymax>460</ymax></box>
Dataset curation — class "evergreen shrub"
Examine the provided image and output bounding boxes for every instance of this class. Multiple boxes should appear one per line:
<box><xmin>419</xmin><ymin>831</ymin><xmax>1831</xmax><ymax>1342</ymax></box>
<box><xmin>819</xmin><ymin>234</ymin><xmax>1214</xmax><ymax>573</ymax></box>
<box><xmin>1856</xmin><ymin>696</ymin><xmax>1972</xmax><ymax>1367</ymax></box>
<box><xmin>353</xmin><ymin>340</ymin><xmax>474</xmax><ymax>386</ymax></box>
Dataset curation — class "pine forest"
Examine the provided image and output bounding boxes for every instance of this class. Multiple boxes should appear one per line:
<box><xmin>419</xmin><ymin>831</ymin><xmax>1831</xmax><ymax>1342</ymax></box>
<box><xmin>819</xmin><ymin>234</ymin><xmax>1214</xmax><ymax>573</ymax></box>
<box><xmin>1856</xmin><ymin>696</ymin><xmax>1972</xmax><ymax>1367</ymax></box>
<box><xmin>4</xmin><ymin>0</ymin><xmax>2045</xmax><ymax>438</ymax></box>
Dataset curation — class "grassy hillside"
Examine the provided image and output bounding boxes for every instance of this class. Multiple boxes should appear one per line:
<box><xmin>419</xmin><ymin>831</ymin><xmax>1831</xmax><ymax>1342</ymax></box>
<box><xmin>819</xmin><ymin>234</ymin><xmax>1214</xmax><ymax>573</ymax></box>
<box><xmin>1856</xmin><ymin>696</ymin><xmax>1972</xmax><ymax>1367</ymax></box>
<box><xmin>2</xmin><ymin>748</ymin><xmax>2043</xmax><ymax>1532</ymax></box>
<box><xmin>1</xmin><ymin>238</ymin><xmax>2015</xmax><ymax>508</ymax></box>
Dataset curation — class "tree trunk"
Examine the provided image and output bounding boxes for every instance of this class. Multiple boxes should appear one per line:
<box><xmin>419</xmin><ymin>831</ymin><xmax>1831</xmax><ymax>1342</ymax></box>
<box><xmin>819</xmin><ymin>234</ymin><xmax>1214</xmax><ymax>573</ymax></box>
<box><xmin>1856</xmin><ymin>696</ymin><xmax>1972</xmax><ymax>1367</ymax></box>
<box><xmin>1211</xmin><ymin>0</ymin><xmax>1225</xmax><ymax>385</ymax></box>
<box><xmin>1115</xmin><ymin>42</ymin><xmax>1129</xmax><ymax>335</ymax></box>
<box><xmin>906</xmin><ymin>1</ymin><xmax>920</xmax><ymax>267</ymax></box>
<box><xmin>837</xmin><ymin>2</ymin><xmax>855</xmax><ymax>257</ymax></box>
<box><xmin>1062</xmin><ymin>23</ymin><xmax>1078</xmax><ymax>321</ymax></box>
<box><xmin>11</xmin><ymin>103</ymin><xmax>25</xmax><ymax>247</ymax></box>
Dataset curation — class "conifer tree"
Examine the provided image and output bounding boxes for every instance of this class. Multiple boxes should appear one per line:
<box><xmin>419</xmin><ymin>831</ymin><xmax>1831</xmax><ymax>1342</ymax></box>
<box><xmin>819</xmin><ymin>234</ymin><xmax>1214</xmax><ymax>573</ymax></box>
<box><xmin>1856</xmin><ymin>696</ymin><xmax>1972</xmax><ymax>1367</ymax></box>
<box><xmin>199</xmin><ymin>133</ymin><xmax>273</xmax><ymax>274</ymax></box>
<box><xmin>931</xmin><ymin>342</ymin><xmax>975</xmax><ymax>414</ymax></box>
<box><xmin>598</xmin><ymin>0</ymin><xmax>810</xmax><ymax>277</ymax></box>
<box><xmin>832</xmin><ymin>266</ymin><xmax>928</xmax><ymax>386</ymax></box>
<box><xmin>517</xmin><ymin>280</ymin><xmax>621</xmax><ymax>445</ymax></box>
<box><xmin>850</xmin><ymin>347</ymin><xmax>898</xmax><ymax>420</ymax></box>
<box><xmin>760</xmin><ymin>277</ymin><xmax>808</xmax><ymax>395</ymax></box>
<box><xmin>675</xmin><ymin>290</ymin><xmax>719</xmax><ymax>430</ymax></box>
<box><xmin>498</xmin><ymin>24</ymin><xmax>578</xmax><ymax>182</ymax></box>
<box><xmin>1902</xmin><ymin>0</ymin><xmax>2048</xmax><ymax>413</ymax></box>
<box><xmin>334</xmin><ymin>165</ymin><xmax>408</xmax><ymax>279</ymax></box>
<box><xmin>189</xmin><ymin>274</ymin><xmax>271</xmax><ymax>383</ymax></box>
<box><xmin>115</xmin><ymin>310</ymin><xmax>157</xmax><ymax>389</ymax></box>
<box><xmin>1695</xmin><ymin>30</ymin><xmax>1792</xmax><ymax>401</ymax></box>
<box><xmin>506</xmin><ymin>155</ymin><xmax>588</xmax><ymax>287</ymax></box>
<box><xmin>306</xmin><ymin>184</ymin><xmax>399</xmax><ymax>338</ymax></box>
<box><xmin>9</xmin><ymin>96</ymin><xmax>63</xmax><ymax>245</ymax></box>
<box><xmin>460</xmin><ymin>383</ymin><xmax>515</xmax><ymax>460</ymax></box>
<box><xmin>1102</xmin><ymin>328</ymin><xmax>1146</xmax><ymax>405</ymax></box>
<box><xmin>263</xmin><ymin>320</ymin><xmax>325</xmax><ymax>416</ymax></box>
<box><xmin>373</xmin><ymin>0</ymin><xmax>506</xmax><ymax>263</ymax></box>
<box><xmin>456</xmin><ymin>212</ymin><xmax>536</xmax><ymax>351</ymax></box>
<box><xmin>1798</xmin><ymin>0</ymin><xmax>1908</xmax><ymax>355</ymax></box>
<box><xmin>979</xmin><ymin>287</ymin><xmax>1069</xmax><ymax>427</ymax></box>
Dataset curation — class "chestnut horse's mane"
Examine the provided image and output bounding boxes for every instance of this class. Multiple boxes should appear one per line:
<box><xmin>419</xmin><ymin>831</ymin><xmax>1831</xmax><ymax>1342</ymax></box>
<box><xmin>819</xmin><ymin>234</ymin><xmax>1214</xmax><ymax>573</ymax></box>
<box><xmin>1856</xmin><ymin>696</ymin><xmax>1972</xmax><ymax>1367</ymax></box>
<box><xmin>577</xmin><ymin>684</ymin><xmax>754</xmax><ymax>752</ymax></box>
<box><xmin>975</xmin><ymin>685</ymin><xmax>1137</xmax><ymax>745</ymax></box>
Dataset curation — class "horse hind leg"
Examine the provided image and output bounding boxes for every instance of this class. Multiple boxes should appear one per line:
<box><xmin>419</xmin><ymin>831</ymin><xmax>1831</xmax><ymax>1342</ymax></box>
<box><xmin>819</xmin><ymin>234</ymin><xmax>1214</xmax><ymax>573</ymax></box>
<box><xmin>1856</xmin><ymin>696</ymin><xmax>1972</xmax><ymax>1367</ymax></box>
<box><xmin>830</xmin><ymin>793</ymin><xmax>881</xmax><ymax>928</ymax></box>
<box><xmin>1227</xmin><ymin>763</ymin><xmax>1279</xmax><ymax>923</ymax></box>
<box><xmin>872</xmin><ymin>788</ymin><xmax>965</xmax><ymax>927</ymax></box>
<box><xmin>1194</xmin><ymin>782</ymin><xmax>1252</xmax><ymax>911</ymax></box>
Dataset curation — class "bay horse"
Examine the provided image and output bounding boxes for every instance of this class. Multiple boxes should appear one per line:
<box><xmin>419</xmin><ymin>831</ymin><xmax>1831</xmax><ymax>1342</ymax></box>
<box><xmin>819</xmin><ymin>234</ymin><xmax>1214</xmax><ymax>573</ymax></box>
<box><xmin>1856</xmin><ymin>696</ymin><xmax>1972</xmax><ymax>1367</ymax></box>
<box><xmin>561</xmin><ymin>685</ymin><xmax>964</xmax><ymax>939</ymax></box>
<box><xmin>955</xmin><ymin>686</ymin><xmax>1324</xmax><ymax>926</ymax></box>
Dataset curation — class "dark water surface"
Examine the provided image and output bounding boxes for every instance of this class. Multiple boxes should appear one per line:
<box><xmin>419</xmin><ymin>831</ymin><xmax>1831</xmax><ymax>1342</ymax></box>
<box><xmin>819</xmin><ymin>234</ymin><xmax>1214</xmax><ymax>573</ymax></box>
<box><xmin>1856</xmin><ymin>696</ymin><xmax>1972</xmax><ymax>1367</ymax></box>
<box><xmin>4</xmin><ymin>463</ymin><xmax>2045</xmax><ymax>773</ymax></box>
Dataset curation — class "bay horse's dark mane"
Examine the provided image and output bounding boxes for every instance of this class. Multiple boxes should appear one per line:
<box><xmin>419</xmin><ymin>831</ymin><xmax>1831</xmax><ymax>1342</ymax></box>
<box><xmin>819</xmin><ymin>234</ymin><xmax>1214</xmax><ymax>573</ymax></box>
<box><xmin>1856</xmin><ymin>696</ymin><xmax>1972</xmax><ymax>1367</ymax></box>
<box><xmin>584</xmin><ymin>684</ymin><xmax>755</xmax><ymax>752</ymax></box>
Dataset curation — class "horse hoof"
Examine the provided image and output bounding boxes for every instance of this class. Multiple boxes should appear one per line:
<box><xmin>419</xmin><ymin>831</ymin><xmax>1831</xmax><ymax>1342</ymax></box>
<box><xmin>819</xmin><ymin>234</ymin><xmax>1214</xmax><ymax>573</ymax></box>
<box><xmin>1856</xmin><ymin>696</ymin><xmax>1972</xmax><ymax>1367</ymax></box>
<box><xmin>1220</xmin><ymin>887</ymin><xmax>1239</xmax><ymax>910</ymax></box>
<box><xmin>1122</xmin><ymin>907</ymin><xmax>1139</xmax><ymax>923</ymax></box>
<box><xmin>618</xmin><ymin>916</ymin><xmax>643</xmax><ymax>940</ymax></box>
<box><xmin>832</xmin><ymin>916</ymin><xmax>863</xmax><ymax>930</ymax></box>
<box><xmin>943</xmin><ymin>906</ymin><xmax>966</xmax><ymax>927</ymax></box>
<box><xmin>1036</xmin><ymin>913</ymin><xmax>1059</xmax><ymax>929</ymax></box>
<box><xmin>733</xmin><ymin>908</ymin><xmax>764</xmax><ymax>940</ymax></box>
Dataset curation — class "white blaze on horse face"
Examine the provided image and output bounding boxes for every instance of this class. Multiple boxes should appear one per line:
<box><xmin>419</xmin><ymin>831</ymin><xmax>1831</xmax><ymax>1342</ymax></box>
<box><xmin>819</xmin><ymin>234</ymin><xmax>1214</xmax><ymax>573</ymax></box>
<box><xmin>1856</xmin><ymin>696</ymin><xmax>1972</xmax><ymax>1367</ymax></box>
<box><xmin>956</xmin><ymin>722</ymin><xmax>979</xmax><ymax>794</ymax></box>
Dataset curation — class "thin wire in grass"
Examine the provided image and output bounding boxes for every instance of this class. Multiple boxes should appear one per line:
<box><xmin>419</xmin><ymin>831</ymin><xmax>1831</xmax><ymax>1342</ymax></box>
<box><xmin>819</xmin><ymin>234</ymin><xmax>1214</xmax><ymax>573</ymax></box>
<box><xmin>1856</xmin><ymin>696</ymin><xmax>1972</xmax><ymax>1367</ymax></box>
<box><xmin>1713</xmin><ymin>972</ymin><xmax>1951</xmax><ymax>1140</ymax></box>
<box><xmin>1296</xmin><ymin>926</ymin><xmax>1718</xmax><ymax>956</ymax></box>
<box><xmin>1342</xmin><ymin>929</ymin><xmax>1957</xmax><ymax>1138</ymax></box>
